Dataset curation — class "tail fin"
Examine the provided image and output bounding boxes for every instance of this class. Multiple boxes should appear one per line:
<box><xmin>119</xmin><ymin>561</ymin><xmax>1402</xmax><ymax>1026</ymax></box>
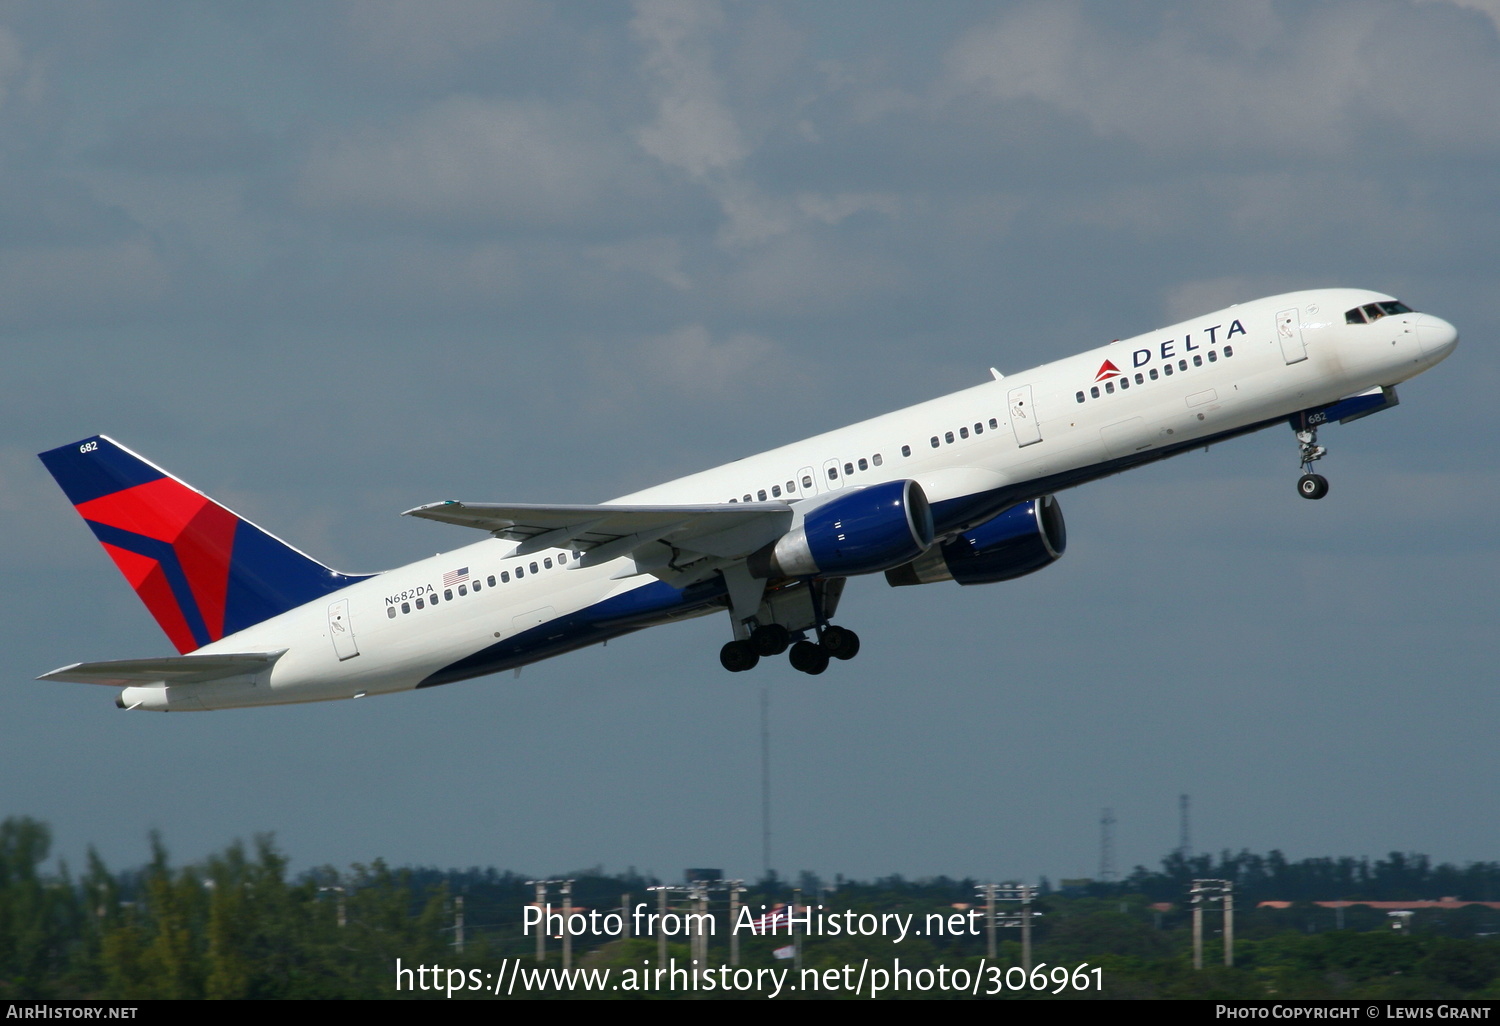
<box><xmin>39</xmin><ymin>435</ymin><xmax>370</xmax><ymax>653</ymax></box>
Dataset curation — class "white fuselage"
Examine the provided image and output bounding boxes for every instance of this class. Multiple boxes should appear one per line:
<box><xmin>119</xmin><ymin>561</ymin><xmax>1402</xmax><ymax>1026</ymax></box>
<box><xmin>137</xmin><ymin>288</ymin><xmax>1456</xmax><ymax>710</ymax></box>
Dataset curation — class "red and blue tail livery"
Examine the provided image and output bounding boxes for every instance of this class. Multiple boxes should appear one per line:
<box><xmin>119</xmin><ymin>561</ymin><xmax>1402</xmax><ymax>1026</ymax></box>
<box><xmin>39</xmin><ymin>436</ymin><xmax>367</xmax><ymax>654</ymax></box>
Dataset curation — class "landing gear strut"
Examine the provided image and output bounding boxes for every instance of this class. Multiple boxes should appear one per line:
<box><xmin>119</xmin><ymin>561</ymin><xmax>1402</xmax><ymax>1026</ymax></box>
<box><xmin>718</xmin><ymin>577</ymin><xmax>861</xmax><ymax>674</ymax></box>
<box><xmin>1295</xmin><ymin>425</ymin><xmax>1329</xmax><ymax>500</ymax></box>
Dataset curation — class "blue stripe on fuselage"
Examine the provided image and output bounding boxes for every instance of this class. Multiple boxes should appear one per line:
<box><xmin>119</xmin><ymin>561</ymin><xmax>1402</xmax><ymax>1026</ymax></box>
<box><xmin>417</xmin><ymin>575</ymin><xmax>728</xmax><ymax>688</ymax></box>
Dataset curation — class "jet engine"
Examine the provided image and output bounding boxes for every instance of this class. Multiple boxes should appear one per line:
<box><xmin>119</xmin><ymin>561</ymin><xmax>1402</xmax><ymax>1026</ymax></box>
<box><xmin>749</xmin><ymin>479</ymin><xmax>934</xmax><ymax>579</ymax></box>
<box><xmin>884</xmin><ymin>495</ymin><xmax>1066</xmax><ymax>587</ymax></box>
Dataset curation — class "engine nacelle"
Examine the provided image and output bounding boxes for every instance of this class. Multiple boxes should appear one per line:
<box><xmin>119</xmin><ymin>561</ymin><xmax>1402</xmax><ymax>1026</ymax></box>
<box><xmin>749</xmin><ymin>479</ymin><xmax>934</xmax><ymax>579</ymax></box>
<box><xmin>885</xmin><ymin>495</ymin><xmax>1066</xmax><ymax>587</ymax></box>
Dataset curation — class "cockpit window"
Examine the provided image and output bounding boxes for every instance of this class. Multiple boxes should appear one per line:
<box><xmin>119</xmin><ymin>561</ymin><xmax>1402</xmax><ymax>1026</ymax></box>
<box><xmin>1347</xmin><ymin>300</ymin><xmax>1413</xmax><ymax>324</ymax></box>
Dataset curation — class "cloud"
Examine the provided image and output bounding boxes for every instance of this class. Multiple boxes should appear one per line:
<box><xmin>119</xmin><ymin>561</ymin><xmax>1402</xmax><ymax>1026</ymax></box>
<box><xmin>92</xmin><ymin>105</ymin><xmax>271</xmax><ymax>174</ymax></box>
<box><xmin>0</xmin><ymin>237</ymin><xmax>170</xmax><ymax>326</ymax></box>
<box><xmin>630</xmin><ymin>0</ymin><xmax>747</xmax><ymax>179</ymax></box>
<box><xmin>296</xmin><ymin>95</ymin><xmax>659</xmax><ymax>233</ymax></box>
<box><xmin>943</xmin><ymin>1</ymin><xmax>1500</xmax><ymax>157</ymax></box>
<box><xmin>636</xmin><ymin>323</ymin><xmax>779</xmax><ymax>396</ymax></box>
<box><xmin>339</xmin><ymin>0</ymin><xmax>542</xmax><ymax>74</ymax></box>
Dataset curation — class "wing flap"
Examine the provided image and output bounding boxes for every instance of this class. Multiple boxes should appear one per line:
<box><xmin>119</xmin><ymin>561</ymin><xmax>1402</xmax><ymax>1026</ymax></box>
<box><xmin>39</xmin><ymin>651</ymin><xmax>287</xmax><ymax>687</ymax></box>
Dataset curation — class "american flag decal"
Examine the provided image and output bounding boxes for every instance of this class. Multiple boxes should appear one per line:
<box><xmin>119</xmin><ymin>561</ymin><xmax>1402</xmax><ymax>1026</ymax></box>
<box><xmin>443</xmin><ymin>567</ymin><xmax>470</xmax><ymax>587</ymax></box>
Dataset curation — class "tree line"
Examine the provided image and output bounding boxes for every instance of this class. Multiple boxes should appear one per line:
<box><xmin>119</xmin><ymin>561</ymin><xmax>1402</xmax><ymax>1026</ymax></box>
<box><xmin>1</xmin><ymin>816</ymin><xmax>1497</xmax><ymax>999</ymax></box>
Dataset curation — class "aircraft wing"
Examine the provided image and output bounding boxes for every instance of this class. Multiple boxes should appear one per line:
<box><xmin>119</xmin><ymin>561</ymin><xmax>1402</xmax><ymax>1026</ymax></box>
<box><xmin>401</xmin><ymin>500</ymin><xmax>795</xmax><ymax>575</ymax></box>
<box><xmin>38</xmin><ymin>651</ymin><xmax>287</xmax><ymax>687</ymax></box>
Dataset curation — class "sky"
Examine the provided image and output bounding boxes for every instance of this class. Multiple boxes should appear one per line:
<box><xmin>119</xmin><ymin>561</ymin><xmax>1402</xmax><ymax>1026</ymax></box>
<box><xmin>2</xmin><ymin>0</ymin><xmax>1496</xmax><ymax>889</ymax></box>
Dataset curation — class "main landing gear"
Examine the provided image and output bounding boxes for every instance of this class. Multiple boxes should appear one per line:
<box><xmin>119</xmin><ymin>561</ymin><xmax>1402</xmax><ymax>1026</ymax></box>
<box><xmin>1294</xmin><ymin>424</ymin><xmax>1330</xmax><ymax>500</ymax></box>
<box><xmin>719</xmin><ymin>623</ymin><xmax>861</xmax><ymax>675</ymax></box>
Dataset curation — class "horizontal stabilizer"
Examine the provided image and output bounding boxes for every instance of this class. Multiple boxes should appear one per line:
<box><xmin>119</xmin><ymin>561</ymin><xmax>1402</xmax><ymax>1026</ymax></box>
<box><xmin>38</xmin><ymin>651</ymin><xmax>286</xmax><ymax>687</ymax></box>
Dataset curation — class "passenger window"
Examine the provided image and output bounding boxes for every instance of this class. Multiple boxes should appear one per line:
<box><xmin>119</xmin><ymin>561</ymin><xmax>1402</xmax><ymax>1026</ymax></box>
<box><xmin>772</xmin><ymin>484</ymin><xmax>782</xmax><ymax>497</ymax></box>
<box><xmin>1119</xmin><ymin>377</ymin><xmax>1129</xmax><ymax>389</ymax></box>
<box><xmin>901</xmin><ymin>445</ymin><xmax>911</xmax><ymax>457</ymax></box>
<box><xmin>827</xmin><ymin>467</ymin><xmax>838</xmax><ymax>480</ymax></box>
<box><xmin>785</xmin><ymin>480</ymin><xmax>795</xmax><ymax>493</ymax></box>
<box><xmin>857</xmin><ymin>458</ymin><xmax>867</xmax><ymax>471</ymax></box>
<box><xmin>1076</xmin><ymin>391</ymin><xmax>1085</xmax><ymax>403</ymax></box>
<box><xmin>803</xmin><ymin>475</ymin><xmax>814</xmax><ymax>488</ymax></box>
<box><xmin>415</xmin><ymin>597</ymin><xmax>424</xmax><ymax>609</ymax></box>
<box><xmin>959</xmin><ymin>427</ymin><xmax>969</xmax><ymax>439</ymax></box>
<box><xmin>445</xmin><ymin>589</ymin><xmax>453</xmax><ymax>600</ymax></box>
<box><xmin>387</xmin><ymin>607</ymin><xmax>396</xmax><ymax>619</ymax></box>
<box><xmin>458</xmin><ymin>584</ymin><xmax>468</xmax><ymax>595</ymax></box>
<box><xmin>1105</xmin><ymin>381</ymin><xmax>1115</xmax><ymax>393</ymax></box>
<box><xmin>1193</xmin><ymin>355</ymin><xmax>1202</xmax><ymax>367</ymax></box>
<box><xmin>1178</xmin><ymin>359</ymin><xmax>1187</xmax><ymax>371</ymax></box>
<box><xmin>544</xmin><ymin>558</ymin><xmax>553</xmax><ymax>569</ymax></box>
<box><xmin>515</xmin><ymin>566</ymin><xmax>524</xmax><ymax>579</ymax></box>
<box><xmin>1134</xmin><ymin>373</ymin><xmax>1143</xmax><ymax>384</ymax></box>
<box><xmin>430</xmin><ymin>593</ymin><xmax>440</xmax><ymax>605</ymax></box>
<box><xmin>487</xmin><ymin>575</ymin><xmax>496</xmax><ymax>586</ymax></box>
<box><xmin>844</xmin><ymin>462</ymin><xmax>853</xmax><ymax>475</ymax></box>
<box><xmin>1090</xmin><ymin>386</ymin><xmax>1100</xmax><ymax>398</ymax></box>
<box><xmin>1208</xmin><ymin>350</ymin><xmax>1217</xmax><ymax>362</ymax></box>
<box><xmin>472</xmin><ymin>581</ymin><xmax>481</xmax><ymax>592</ymax></box>
<box><xmin>1149</xmin><ymin>368</ymin><xmax>1158</xmax><ymax>380</ymax></box>
<box><xmin>743</xmin><ymin>494</ymin><xmax>752</xmax><ymax>502</ymax></box>
<box><xmin>502</xmin><ymin>571</ymin><xmax>510</xmax><ymax>583</ymax></box>
<box><xmin>945</xmin><ymin>432</ymin><xmax>954</xmax><ymax>444</ymax></box>
<box><xmin>1164</xmin><ymin>364</ymin><xmax>1173</xmax><ymax>376</ymax></box>
<box><xmin>974</xmin><ymin>423</ymin><xmax>983</xmax><ymax>434</ymax></box>
<box><xmin>401</xmin><ymin>602</ymin><xmax>411</xmax><ymax>614</ymax></box>
<box><xmin>872</xmin><ymin>454</ymin><xmax>883</xmax><ymax>467</ymax></box>
<box><xmin>1224</xmin><ymin>345</ymin><xmax>1234</xmax><ymax>357</ymax></box>
<box><xmin>989</xmin><ymin>418</ymin><xmax>998</xmax><ymax>429</ymax></box>
<box><xmin>757</xmin><ymin>489</ymin><xmax>767</xmax><ymax>501</ymax></box>
<box><xmin>930</xmin><ymin>436</ymin><xmax>939</xmax><ymax>448</ymax></box>
<box><xmin>559</xmin><ymin>553</ymin><xmax>567</xmax><ymax>565</ymax></box>
<box><xmin>529</xmin><ymin>563</ymin><xmax>538</xmax><ymax>574</ymax></box>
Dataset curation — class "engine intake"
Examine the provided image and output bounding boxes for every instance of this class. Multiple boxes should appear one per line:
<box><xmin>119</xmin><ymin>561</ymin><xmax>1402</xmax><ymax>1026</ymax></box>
<box><xmin>885</xmin><ymin>495</ymin><xmax>1066</xmax><ymax>587</ymax></box>
<box><xmin>749</xmin><ymin>479</ymin><xmax>934</xmax><ymax>579</ymax></box>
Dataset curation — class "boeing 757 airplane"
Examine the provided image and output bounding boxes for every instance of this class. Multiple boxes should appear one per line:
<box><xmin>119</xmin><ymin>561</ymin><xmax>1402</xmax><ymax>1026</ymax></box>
<box><xmin>38</xmin><ymin>288</ymin><xmax>1457</xmax><ymax>711</ymax></box>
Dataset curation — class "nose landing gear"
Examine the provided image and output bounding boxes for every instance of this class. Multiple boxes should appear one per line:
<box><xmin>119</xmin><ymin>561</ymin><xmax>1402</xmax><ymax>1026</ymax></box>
<box><xmin>1295</xmin><ymin>425</ymin><xmax>1330</xmax><ymax>500</ymax></box>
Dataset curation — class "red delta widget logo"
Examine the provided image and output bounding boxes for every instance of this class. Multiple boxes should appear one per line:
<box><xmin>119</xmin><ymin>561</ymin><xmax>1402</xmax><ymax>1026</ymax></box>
<box><xmin>1086</xmin><ymin>319</ymin><xmax>1250</xmax><ymax>388</ymax></box>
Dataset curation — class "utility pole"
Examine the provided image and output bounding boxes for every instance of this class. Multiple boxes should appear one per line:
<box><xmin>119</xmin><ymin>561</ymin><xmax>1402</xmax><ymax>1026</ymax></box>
<box><xmin>526</xmin><ymin>878</ymin><xmax>574</xmax><ymax>965</ymax></box>
<box><xmin>1190</xmin><ymin>879</ymin><xmax>1233</xmax><ymax>969</ymax></box>
<box><xmin>729</xmin><ymin>881</ymin><xmax>742</xmax><ymax>967</ymax></box>
<box><xmin>454</xmin><ymin>895</ymin><xmax>465</xmax><ymax>954</ymax></box>
<box><xmin>1179</xmin><ymin>794</ymin><xmax>1192</xmax><ymax>859</ymax></box>
<box><xmin>761</xmin><ymin>685</ymin><xmax>772</xmax><ymax>880</ymax></box>
<box><xmin>976</xmin><ymin>883</ymin><xmax>998</xmax><ymax>959</ymax></box>
<box><xmin>977</xmin><ymin>883</ymin><xmax>1037</xmax><ymax>972</ymax></box>
<box><xmin>1099</xmin><ymin>808</ymin><xmax>1116</xmax><ymax>883</ymax></box>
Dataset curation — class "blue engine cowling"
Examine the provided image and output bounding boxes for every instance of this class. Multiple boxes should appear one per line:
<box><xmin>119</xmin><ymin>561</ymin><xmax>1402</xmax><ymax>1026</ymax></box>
<box><xmin>884</xmin><ymin>495</ymin><xmax>1066</xmax><ymax>587</ymax></box>
<box><xmin>749</xmin><ymin>479</ymin><xmax>934</xmax><ymax>579</ymax></box>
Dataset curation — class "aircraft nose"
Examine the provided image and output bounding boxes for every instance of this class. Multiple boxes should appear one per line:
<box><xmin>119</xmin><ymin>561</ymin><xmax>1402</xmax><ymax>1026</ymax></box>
<box><xmin>1415</xmin><ymin>313</ymin><xmax>1459</xmax><ymax>360</ymax></box>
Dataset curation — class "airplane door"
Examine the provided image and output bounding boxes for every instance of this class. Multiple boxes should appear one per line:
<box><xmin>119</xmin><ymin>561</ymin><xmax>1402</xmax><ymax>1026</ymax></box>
<box><xmin>327</xmin><ymin>599</ymin><xmax>359</xmax><ymax>661</ymax></box>
<box><xmin>1276</xmin><ymin>308</ymin><xmax>1307</xmax><ymax>365</ymax></box>
<box><xmin>821</xmin><ymin>458</ymin><xmax>845</xmax><ymax>490</ymax></box>
<box><xmin>1007</xmin><ymin>385</ymin><xmax>1042</xmax><ymax>447</ymax></box>
<box><xmin>796</xmin><ymin>465</ymin><xmax>818</xmax><ymax>497</ymax></box>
